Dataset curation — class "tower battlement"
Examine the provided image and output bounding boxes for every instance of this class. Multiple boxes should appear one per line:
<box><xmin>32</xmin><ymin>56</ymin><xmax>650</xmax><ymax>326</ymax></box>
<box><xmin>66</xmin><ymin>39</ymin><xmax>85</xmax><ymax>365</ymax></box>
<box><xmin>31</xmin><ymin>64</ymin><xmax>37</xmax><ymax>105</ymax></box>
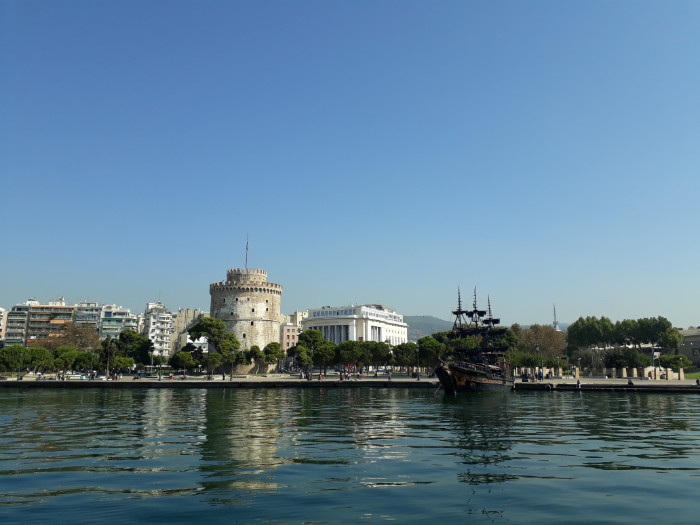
<box><xmin>209</xmin><ymin>267</ymin><xmax>283</xmax><ymax>353</ymax></box>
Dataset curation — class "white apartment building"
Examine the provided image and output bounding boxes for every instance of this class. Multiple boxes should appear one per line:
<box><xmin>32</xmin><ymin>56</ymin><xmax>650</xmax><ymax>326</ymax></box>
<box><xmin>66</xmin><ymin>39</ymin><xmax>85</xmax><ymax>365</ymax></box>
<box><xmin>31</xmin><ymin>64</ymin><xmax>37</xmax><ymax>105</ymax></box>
<box><xmin>301</xmin><ymin>304</ymin><xmax>408</xmax><ymax>346</ymax></box>
<box><xmin>0</xmin><ymin>307</ymin><xmax>6</xmax><ymax>342</ymax></box>
<box><xmin>143</xmin><ymin>302</ymin><xmax>174</xmax><ymax>356</ymax></box>
<box><xmin>74</xmin><ymin>301</ymin><xmax>101</xmax><ymax>329</ymax></box>
<box><xmin>100</xmin><ymin>305</ymin><xmax>139</xmax><ymax>340</ymax></box>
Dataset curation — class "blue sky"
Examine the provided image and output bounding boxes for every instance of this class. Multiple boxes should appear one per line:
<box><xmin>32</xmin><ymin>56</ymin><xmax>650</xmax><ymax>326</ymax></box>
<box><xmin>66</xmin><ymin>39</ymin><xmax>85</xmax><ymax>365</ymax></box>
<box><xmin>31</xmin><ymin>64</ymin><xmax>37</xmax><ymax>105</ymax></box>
<box><xmin>2</xmin><ymin>1</ymin><xmax>699</xmax><ymax>328</ymax></box>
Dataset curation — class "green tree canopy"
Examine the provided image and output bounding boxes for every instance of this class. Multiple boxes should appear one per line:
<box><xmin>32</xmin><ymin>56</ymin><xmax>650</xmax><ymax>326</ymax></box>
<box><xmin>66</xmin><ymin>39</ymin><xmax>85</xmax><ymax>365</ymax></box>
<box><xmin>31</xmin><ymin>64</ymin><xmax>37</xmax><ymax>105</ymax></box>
<box><xmin>248</xmin><ymin>345</ymin><xmax>265</xmax><ymax>373</ymax></box>
<box><xmin>298</xmin><ymin>329</ymin><xmax>324</xmax><ymax>353</ymax></box>
<box><xmin>170</xmin><ymin>351</ymin><xmax>196</xmax><ymax>373</ymax></box>
<box><xmin>54</xmin><ymin>346</ymin><xmax>79</xmax><ymax>371</ymax></box>
<box><xmin>312</xmin><ymin>340</ymin><xmax>337</xmax><ymax>373</ymax></box>
<box><xmin>336</xmin><ymin>341</ymin><xmax>368</xmax><ymax>369</ymax></box>
<box><xmin>659</xmin><ymin>353</ymin><xmax>691</xmax><ymax>371</ymax></box>
<box><xmin>366</xmin><ymin>341</ymin><xmax>392</xmax><ymax>368</ymax></box>
<box><xmin>658</xmin><ymin>328</ymin><xmax>683</xmax><ymax>350</ymax></box>
<box><xmin>417</xmin><ymin>337</ymin><xmax>445</xmax><ymax>369</ymax></box>
<box><xmin>117</xmin><ymin>330</ymin><xmax>153</xmax><ymax>365</ymax></box>
<box><xmin>0</xmin><ymin>345</ymin><xmax>26</xmax><ymax>376</ymax></box>
<box><xmin>202</xmin><ymin>352</ymin><xmax>223</xmax><ymax>374</ymax></box>
<box><xmin>112</xmin><ymin>356</ymin><xmax>135</xmax><ymax>371</ymax></box>
<box><xmin>393</xmin><ymin>342</ymin><xmax>418</xmax><ymax>368</ymax></box>
<box><xmin>291</xmin><ymin>344</ymin><xmax>313</xmax><ymax>370</ymax></box>
<box><xmin>27</xmin><ymin>346</ymin><xmax>54</xmax><ymax>372</ymax></box>
<box><xmin>263</xmin><ymin>342</ymin><xmax>285</xmax><ymax>368</ymax></box>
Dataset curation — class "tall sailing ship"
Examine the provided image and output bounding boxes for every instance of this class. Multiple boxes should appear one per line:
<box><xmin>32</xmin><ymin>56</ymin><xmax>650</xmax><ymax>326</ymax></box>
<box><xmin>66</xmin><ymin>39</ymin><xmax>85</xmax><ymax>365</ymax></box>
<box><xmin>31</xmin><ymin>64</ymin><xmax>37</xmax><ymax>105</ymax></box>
<box><xmin>435</xmin><ymin>289</ymin><xmax>514</xmax><ymax>394</ymax></box>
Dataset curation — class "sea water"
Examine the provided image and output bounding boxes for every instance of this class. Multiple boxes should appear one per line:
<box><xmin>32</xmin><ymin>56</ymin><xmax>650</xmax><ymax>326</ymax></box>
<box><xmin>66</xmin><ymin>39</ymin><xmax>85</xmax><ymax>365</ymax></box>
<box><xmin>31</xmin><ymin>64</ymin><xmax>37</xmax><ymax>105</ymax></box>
<box><xmin>1</xmin><ymin>387</ymin><xmax>700</xmax><ymax>524</ymax></box>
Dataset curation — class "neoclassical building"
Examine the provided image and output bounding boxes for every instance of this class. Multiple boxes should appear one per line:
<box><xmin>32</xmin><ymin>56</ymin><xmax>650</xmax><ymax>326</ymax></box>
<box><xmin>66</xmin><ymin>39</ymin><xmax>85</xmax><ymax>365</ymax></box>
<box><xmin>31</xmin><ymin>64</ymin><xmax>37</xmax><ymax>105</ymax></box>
<box><xmin>209</xmin><ymin>268</ymin><xmax>282</xmax><ymax>351</ymax></box>
<box><xmin>301</xmin><ymin>304</ymin><xmax>408</xmax><ymax>346</ymax></box>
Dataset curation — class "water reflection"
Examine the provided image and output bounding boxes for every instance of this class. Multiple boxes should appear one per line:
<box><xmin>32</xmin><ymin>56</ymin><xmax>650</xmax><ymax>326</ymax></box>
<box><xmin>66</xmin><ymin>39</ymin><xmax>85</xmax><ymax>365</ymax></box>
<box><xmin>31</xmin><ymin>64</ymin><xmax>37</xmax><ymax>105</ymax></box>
<box><xmin>4</xmin><ymin>388</ymin><xmax>700</xmax><ymax>523</ymax></box>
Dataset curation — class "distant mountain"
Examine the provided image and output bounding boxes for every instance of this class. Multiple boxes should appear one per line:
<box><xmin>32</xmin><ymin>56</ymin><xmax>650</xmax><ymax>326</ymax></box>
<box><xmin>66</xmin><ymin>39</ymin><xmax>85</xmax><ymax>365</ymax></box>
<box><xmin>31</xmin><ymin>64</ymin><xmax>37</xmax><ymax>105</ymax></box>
<box><xmin>404</xmin><ymin>315</ymin><xmax>453</xmax><ymax>341</ymax></box>
<box><xmin>405</xmin><ymin>317</ymin><xmax>569</xmax><ymax>341</ymax></box>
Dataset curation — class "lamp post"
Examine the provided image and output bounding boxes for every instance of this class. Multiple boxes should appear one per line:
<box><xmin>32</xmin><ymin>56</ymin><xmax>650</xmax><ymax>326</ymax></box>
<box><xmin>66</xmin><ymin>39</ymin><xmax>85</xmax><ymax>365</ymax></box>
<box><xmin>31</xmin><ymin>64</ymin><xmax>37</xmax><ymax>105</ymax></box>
<box><xmin>578</xmin><ymin>357</ymin><xmax>581</xmax><ymax>377</ymax></box>
<box><xmin>535</xmin><ymin>344</ymin><xmax>541</xmax><ymax>380</ymax></box>
<box><xmin>557</xmin><ymin>356</ymin><xmax>560</xmax><ymax>378</ymax></box>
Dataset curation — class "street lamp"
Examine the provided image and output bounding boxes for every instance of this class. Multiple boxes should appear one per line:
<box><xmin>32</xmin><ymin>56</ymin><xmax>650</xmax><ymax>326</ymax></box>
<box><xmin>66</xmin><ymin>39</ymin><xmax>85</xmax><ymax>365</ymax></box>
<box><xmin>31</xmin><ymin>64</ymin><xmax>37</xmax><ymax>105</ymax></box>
<box><xmin>578</xmin><ymin>357</ymin><xmax>581</xmax><ymax>376</ymax></box>
<box><xmin>535</xmin><ymin>344</ymin><xmax>541</xmax><ymax>380</ymax></box>
<box><xmin>557</xmin><ymin>356</ymin><xmax>560</xmax><ymax>378</ymax></box>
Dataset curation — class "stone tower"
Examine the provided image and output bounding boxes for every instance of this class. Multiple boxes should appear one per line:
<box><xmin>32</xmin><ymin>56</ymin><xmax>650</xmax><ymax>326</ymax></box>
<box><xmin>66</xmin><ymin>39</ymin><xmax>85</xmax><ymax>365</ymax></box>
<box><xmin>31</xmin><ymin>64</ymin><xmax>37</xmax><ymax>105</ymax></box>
<box><xmin>209</xmin><ymin>268</ymin><xmax>282</xmax><ymax>351</ymax></box>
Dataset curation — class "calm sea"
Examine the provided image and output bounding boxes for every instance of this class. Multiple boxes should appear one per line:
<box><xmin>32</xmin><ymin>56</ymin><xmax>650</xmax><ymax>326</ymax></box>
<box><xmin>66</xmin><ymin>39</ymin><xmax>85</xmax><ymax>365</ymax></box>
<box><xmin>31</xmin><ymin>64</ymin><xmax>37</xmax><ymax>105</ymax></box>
<box><xmin>1</xmin><ymin>387</ymin><xmax>700</xmax><ymax>524</ymax></box>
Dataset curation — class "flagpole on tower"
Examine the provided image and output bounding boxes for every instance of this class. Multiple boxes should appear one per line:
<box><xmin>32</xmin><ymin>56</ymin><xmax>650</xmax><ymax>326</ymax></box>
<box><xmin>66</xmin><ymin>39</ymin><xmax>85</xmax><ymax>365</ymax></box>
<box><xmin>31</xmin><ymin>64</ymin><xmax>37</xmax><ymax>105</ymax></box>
<box><xmin>245</xmin><ymin>234</ymin><xmax>249</xmax><ymax>270</ymax></box>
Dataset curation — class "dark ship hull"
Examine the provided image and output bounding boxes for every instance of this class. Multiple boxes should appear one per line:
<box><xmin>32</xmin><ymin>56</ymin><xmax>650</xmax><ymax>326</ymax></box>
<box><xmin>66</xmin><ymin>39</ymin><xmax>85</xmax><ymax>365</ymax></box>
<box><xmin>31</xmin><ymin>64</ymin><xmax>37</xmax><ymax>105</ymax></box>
<box><xmin>435</xmin><ymin>362</ymin><xmax>514</xmax><ymax>394</ymax></box>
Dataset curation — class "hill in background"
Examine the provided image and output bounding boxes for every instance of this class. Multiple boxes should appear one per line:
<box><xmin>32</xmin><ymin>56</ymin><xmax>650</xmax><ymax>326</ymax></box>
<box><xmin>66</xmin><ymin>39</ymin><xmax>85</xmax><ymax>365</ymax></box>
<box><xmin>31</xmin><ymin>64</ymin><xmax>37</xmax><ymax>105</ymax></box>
<box><xmin>404</xmin><ymin>315</ymin><xmax>453</xmax><ymax>341</ymax></box>
<box><xmin>404</xmin><ymin>316</ymin><xmax>569</xmax><ymax>341</ymax></box>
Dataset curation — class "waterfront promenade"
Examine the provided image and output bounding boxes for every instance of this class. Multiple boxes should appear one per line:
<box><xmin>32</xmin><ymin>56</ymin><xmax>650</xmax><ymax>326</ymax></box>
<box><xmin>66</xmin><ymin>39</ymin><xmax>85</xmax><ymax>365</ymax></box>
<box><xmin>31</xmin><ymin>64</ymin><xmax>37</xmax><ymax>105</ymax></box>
<box><xmin>2</xmin><ymin>373</ymin><xmax>700</xmax><ymax>392</ymax></box>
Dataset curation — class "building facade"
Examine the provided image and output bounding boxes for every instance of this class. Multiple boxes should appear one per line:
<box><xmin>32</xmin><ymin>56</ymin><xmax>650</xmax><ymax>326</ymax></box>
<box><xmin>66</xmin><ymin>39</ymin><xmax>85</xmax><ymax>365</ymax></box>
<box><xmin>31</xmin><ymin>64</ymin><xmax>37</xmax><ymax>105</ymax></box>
<box><xmin>171</xmin><ymin>308</ymin><xmax>209</xmax><ymax>354</ymax></box>
<box><xmin>0</xmin><ymin>307</ymin><xmax>6</xmax><ymax>344</ymax></box>
<box><xmin>5</xmin><ymin>305</ymin><xmax>30</xmax><ymax>346</ymax></box>
<box><xmin>25</xmin><ymin>298</ymin><xmax>76</xmax><ymax>347</ymax></box>
<box><xmin>143</xmin><ymin>302</ymin><xmax>174</xmax><ymax>356</ymax></box>
<box><xmin>301</xmin><ymin>304</ymin><xmax>408</xmax><ymax>345</ymax></box>
<box><xmin>74</xmin><ymin>301</ymin><xmax>101</xmax><ymax>329</ymax></box>
<box><xmin>99</xmin><ymin>305</ymin><xmax>140</xmax><ymax>340</ymax></box>
<box><xmin>209</xmin><ymin>268</ymin><xmax>282</xmax><ymax>351</ymax></box>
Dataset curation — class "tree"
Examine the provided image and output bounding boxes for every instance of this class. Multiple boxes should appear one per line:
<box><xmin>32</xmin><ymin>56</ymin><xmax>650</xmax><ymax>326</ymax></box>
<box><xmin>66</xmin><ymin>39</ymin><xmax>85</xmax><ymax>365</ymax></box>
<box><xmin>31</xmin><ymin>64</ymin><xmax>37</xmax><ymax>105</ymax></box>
<box><xmin>117</xmin><ymin>330</ymin><xmax>153</xmax><ymax>365</ymax></box>
<box><xmin>263</xmin><ymin>342</ymin><xmax>285</xmax><ymax>371</ymax></box>
<box><xmin>101</xmin><ymin>337</ymin><xmax>120</xmax><ymax>375</ymax></box>
<box><xmin>74</xmin><ymin>351</ymin><xmax>99</xmax><ymax>372</ymax></box>
<box><xmin>188</xmin><ymin>317</ymin><xmax>240</xmax><ymax>372</ymax></box>
<box><xmin>312</xmin><ymin>340</ymin><xmax>337</xmax><ymax>373</ymax></box>
<box><xmin>336</xmin><ymin>341</ymin><xmax>367</xmax><ymax>371</ymax></box>
<box><xmin>27</xmin><ymin>346</ymin><xmax>53</xmax><ymax>373</ymax></box>
<box><xmin>417</xmin><ymin>337</ymin><xmax>445</xmax><ymax>369</ymax></box>
<box><xmin>0</xmin><ymin>345</ymin><xmax>25</xmax><ymax>376</ymax></box>
<box><xmin>603</xmin><ymin>348</ymin><xmax>648</xmax><ymax>369</ymax></box>
<box><xmin>393</xmin><ymin>342</ymin><xmax>418</xmax><ymax>370</ymax></box>
<box><xmin>112</xmin><ymin>356</ymin><xmax>135</xmax><ymax>371</ymax></box>
<box><xmin>292</xmin><ymin>344</ymin><xmax>313</xmax><ymax>371</ymax></box>
<box><xmin>54</xmin><ymin>346</ymin><xmax>79</xmax><ymax>371</ymax></box>
<box><xmin>515</xmin><ymin>324</ymin><xmax>565</xmax><ymax>359</ymax></box>
<box><xmin>658</xmin><ymin>328</ymin><xmax>683</xmax><ymax>351</ymax></box>
<box><xmin>298</xmin><ymin>329</ymin><xmax>324</xmax><ymax>354</ymax></box>
<box><xmin>248</xmin><ymin>345</ymin><xmax>265</xmax><ymax>373</ymax></box>
<box><xmin>189</xmin><ymin>317</ymin><xmax>233</xmax><ymax>351</ymax></box>
<box><xmin>202</xmin><ymin>352</ymin><xmax>223</xmax><ymax>374</ymax></box>
<box><xmin>659</xmin><ymin>354</ymin><xmax>691</xmax><ymax>371</ymax></box>
<box><xmin>55</xmin><ymin>324</ymin><xmax>101</xmax><ymax>352</ymax></box>
<box><xmin>170</xmin><ymin>351</ymin><xmax>195</xmax><ymax>374</ymax></box>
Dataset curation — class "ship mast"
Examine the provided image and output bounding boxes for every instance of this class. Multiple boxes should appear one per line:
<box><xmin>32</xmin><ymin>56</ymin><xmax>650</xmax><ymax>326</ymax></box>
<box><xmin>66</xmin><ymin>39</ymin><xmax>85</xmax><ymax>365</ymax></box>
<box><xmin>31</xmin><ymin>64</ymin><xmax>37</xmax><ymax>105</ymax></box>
<box><xmin>452</xmin><ymin>288</ymin><xmax>470</xmax><ymax>331</ymax></box>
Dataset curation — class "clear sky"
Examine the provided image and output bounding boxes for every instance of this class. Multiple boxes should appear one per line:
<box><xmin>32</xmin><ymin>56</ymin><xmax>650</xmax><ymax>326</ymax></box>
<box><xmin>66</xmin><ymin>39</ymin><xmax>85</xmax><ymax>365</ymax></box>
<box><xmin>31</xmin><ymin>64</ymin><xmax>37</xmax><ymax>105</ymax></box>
<box><xmin>2</xmin><ymin>1</ymin><xmax>699</xmax><ymax>328</ymax></box>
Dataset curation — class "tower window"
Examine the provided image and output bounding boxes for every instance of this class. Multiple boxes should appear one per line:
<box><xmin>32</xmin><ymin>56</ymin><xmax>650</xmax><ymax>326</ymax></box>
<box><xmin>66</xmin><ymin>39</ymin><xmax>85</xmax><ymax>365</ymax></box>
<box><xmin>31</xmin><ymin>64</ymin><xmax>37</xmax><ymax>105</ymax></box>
<box><xmin>250</xmin><ymin>321</ymin><xmax>254</xmax><ymax>326</ymax></box>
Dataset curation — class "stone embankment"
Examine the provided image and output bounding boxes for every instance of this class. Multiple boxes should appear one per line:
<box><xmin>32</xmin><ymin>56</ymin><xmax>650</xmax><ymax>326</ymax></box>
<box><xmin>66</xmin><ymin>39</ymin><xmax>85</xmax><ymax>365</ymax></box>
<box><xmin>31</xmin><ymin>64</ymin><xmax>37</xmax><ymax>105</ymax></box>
<box><xmin>0</xmin><ymin>374</ymin><xmax>439</xmax><ymax>390</ymax></box>
<box><xmin>515</xmin><ymin>377</ymin><xmax>700</xmax><ymax>393</ymax></box>
<box><xmin>2</xmin><ymin>374</ymin><xmax>700</xmax><ymax>393</ymax></box>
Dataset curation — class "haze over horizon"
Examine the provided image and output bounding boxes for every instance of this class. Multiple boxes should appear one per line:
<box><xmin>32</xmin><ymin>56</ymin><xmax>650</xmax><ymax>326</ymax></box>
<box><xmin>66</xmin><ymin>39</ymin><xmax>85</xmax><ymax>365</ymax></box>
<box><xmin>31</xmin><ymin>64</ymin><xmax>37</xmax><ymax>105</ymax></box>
<box><xmin>2</xmin><ymin>2</ymin><xmax>699</xmax><ymax>328</ymax></box>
